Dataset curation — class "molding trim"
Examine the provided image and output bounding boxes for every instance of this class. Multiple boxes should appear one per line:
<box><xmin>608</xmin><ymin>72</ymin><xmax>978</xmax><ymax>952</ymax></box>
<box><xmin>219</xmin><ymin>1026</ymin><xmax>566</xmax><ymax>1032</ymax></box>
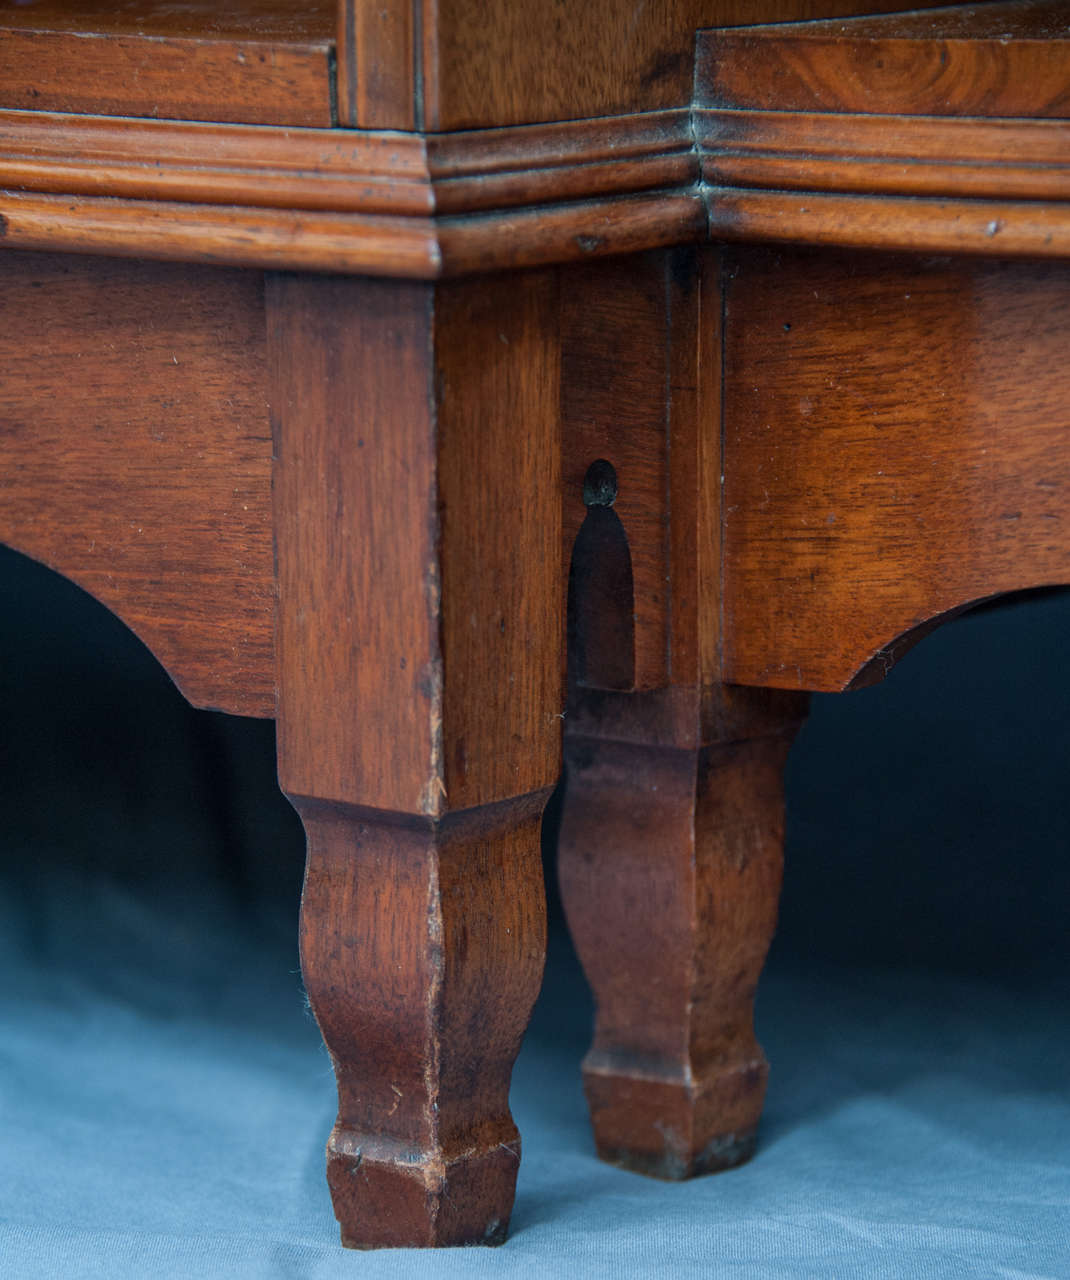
<box><xmin>0</xmin><ymin>189</ymin><xmax>443</xmax><ymax>277</ymax></box>
<box><xmin>0</xmin><ymin>110</ymin><xmax>432</xmax><ymax>214</ymax></box>
<box><xmin>0</xmin><ymin>107</ymin><xmax>699</xmax><ymax>276</ymax></box>
<box><xmin>0</xmin><ymin>93</ymin><xmax>1069</xmax><ymax>273</ymax></box>
<box><xmin>696</xmin><ymin>108</ymin><xmax>1070</xmax><ymax>205</ymax></box>
<box><xmin>705</xmin><ymin>187</ymin><xmax>1070</xmax><ymax>260</ymax></box>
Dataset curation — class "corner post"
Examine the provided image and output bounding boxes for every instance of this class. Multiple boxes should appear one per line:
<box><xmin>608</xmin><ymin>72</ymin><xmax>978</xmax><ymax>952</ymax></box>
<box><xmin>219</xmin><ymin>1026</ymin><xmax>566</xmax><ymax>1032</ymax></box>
<box><xmin>268</xmin><ymin>269</ymin><xmax>562</xmax><ymax>1246</ymax></box>
<box><xmin>557</xmin><ymin>247</ymin><xmax>808</xmax><ymax>1178</ymax></box>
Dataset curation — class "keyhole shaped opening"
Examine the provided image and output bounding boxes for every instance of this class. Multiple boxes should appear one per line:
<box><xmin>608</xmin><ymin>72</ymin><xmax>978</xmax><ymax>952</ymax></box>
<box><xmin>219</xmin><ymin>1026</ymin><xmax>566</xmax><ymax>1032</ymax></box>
<box><xmin>567</xmin><ymin>460</ymin><xmax>636</xmax><ymax>691</ymax></box>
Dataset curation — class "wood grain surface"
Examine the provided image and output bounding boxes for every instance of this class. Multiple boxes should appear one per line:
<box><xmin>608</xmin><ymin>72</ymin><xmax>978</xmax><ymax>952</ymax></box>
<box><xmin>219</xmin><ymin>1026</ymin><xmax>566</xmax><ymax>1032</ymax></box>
<box><xmin>2</xmin><ymin>0</ymin><xmax>1068</xmax><ymax>1252</ymax></box>
<box><xmin>721</xmin><ymin>248</ymin><xmax>1070</xmax><ymax>691</ymax></box>
<box><xmin>560</xmin><ymin>249</ymin><xmax>724</xmax><ymax>694</ymax></box>
<box><xmin>433</xmin><ymin>272</ymin><xmax>563</xmax><ymax>812</ymax></box>
<box><xmin>270</xmin><ymin>269</ymin><xmax>562</xmax><ymax>815</ymax></box>
<box><xmin>697</xmin><ymin>1</ymin><xmax>1070</xmax><ymax>117</ymax></box>
<box><xmin>559</xmin><ymin>247</ymin><xmax>807</xmax><ymax>1181</ymax></box>
<box><xmin>560</xmin><ymin>694</ymin><xmax>803</xmax><ymax>1178</ymax></box>
<box><xmin>0</xmin><ymin>251</ymin><xmax>275</xmax><ymax>716</ymax></box>
<box><xmin>421</xmin><ymin>0</ymin><xmax>955</xmax><ymax>130</ymax></box>
<box><xmin>297</xmin><ymin>792</ymin><xmax>547</xmax><ymax>1247</ymax></box>
<box><xmin>0</xmin><ymin>110</ymin><xmax>434</xmax><ymax>214</ymax></box>
<box><xmin>0</xmin><ymin>109</ymin><xmax>703</xmax><ymax>277</ymax></box>
<box><xmin>705</xmin><ymin>190</ymin><xmax>1070</xmax><ymax>259</ymax></box>
<box><xmin>0</xmin><ymin>105</ymin><xmax>691</xmax><ymax>214</ymax></box>
<box><xmin>0</xmin><ymin>0</ymin><xmax>334</xmax><ymax>126</ymax></box>
<box><xmin>0</xmin><ymin>189</ymin><xmax>443</xmax><ymax>278</ymax></box>
<box><xmin>270</xmin><ymin>269</ymin><xmax>562</xmax><ymax>1246</ymax></box>
<box><xmin>0</xmin><ymin>0</ymin><xmax>334</xmax><ymax>39</ymax></box>
<box><xmin>269</xmin><ymin>275</ymin><xmax>439</xmax><ymax>814</ymax></box>
<box><xmin>695</xmin><ymin>0</ymin><xmax>1070</xmax><ymax>255</ymax></box>
<box><xmin>698</xmin><ymin>110</ymin><xmax>1070</xmax><ymax>204</ymax></box>
<box><xmin>337</xmin><ymin>0</ymin><xmax>416</xmax><ymax>130</ymax></box>
<box><xmin>3</xmin><ymin>5</ymin><xmax>1069</xmax><ymax>277</ymax></box>
<box><xmin>0</xmin><ymin>0</ymin><xmax>959</xmax><ymax>132</ymax></box>
<box><xmin>561</xmin><ymin>255</ymin><xmax>675</xmax><ymax>692</ymax></box>
<box><xmin>427</xmin><ymin>110</ymin><xmax>696</xmax><ymax>214</ymax></box>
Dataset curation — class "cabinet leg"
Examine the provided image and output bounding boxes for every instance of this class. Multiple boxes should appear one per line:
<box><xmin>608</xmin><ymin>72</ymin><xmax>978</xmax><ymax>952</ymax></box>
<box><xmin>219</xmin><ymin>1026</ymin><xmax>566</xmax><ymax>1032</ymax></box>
<box><xmin>269</xmin><ymin>270</ymin><xmax>562</xmax><ymax>1245</ymax></box>
<box><xmin>558</xmin><ymin>688</ymin><xmax>804</xmax><ymax>1178</ymax></box>
<box><xmin>296</xmin><ymin>792</ymin><xmax>547</xmax><ymax>1247</ymax></box>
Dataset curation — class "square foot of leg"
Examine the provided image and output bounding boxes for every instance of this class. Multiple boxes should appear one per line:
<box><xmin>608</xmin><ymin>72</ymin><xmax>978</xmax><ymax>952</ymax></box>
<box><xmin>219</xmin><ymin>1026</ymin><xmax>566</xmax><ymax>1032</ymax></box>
<box><xmin>582</xmin><ymin>1055</ymin><xmax>768</xmax><ymax>1180</ymax></box>
<box><xmin>326</xmin><ymin>1127</ymin><xmax>521</xmax><ymax>1248</ymax></box>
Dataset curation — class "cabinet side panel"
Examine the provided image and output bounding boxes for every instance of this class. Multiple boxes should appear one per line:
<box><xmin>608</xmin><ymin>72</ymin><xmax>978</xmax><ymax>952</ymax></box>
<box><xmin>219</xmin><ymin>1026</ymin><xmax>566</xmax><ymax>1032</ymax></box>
<box><xmin>0</xmin><ymin>251</ymin><xmax>275</xmax><ymax>716</ymax></box>
<box><xmin>425</xmin><ymin>0</ymin><xmax>958</xmax><ymax>130</ymax></box>
<box><xmin>722</xmin><ymin>249</ymin><xmax>1070</xmax><ymax>690</ymax></box>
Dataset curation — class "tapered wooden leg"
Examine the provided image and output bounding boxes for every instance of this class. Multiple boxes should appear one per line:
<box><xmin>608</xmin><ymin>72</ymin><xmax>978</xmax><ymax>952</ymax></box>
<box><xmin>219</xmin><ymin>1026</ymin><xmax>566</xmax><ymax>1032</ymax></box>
<box><xmin>268</xmin><ymin>269</ymin><xmax>562</xmax><ymax>1246</ymax></box>
<box><xmin>559</xmin><ymin>686</ymin><xmax>806</xmax><ymax>1179</ymax></box>
<box><xmin>296</xmin><ymin>795</ymin><xmax>546</xmax><ymax>1248</ymax></box>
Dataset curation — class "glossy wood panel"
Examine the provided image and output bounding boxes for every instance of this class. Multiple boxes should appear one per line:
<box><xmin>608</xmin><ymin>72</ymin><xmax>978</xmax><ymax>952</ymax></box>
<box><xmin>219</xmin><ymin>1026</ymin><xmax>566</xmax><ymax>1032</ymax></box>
<box><xmin>0</xmin><ymin>31</ymin><xmax>332</xmax><ymax>125</ymax></box>
<box><xmin>0</xmin><ymin>107</ymin><xmax>701</xmax><ymax>278</ymax></box>
<box><xmin>0</xmin><ymin>0</ymin><xmax>334</xmax><ymax>125</ymax></box>
<box><xmin>337</xmin><ymin>0</ymin><xmax>417</xmax><ymax>129</ymax></box>
<box><xmin>698</xmin><ymin>1</ymin><xmax>1069</xmax><ymax>118</ymax></box>
<box><xmin>0</xmin><ymin>0</ymin><xmax>333</xmax><ymax>38</ymax></box>
<box><xmin>0</xmin><ymin>251</ymin><xmax>275</xmax><ymax>716</ymax></box>
<box><xmin>5</xmin><ymin>10</ymin><xmax>1068</xmax><ymax>278</ymax></box>
<box><xmin>423</xmin><ymin>0</ymin><xmax>954</xmax><ymax>130</ymax></box>
<box><xmin>0</xmin><ymin>0</ymin><xmax>963</xmax><ymax>132</ymax></box>
<box><xmin>721</xmin><ymin>249</ymin><xmax>1070</xmax><ymax>691</ymax></box>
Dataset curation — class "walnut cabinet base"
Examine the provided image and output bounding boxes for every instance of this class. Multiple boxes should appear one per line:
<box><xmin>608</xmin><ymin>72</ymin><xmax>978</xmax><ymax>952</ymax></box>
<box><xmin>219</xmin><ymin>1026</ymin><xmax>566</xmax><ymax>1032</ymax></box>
<box><xmin>1</xmin><ymin>0</ymin><xmax>1068</xmax><ymax>1252</ymax></box>
<box><xmin>4</xmin><ymin>234</ymin><xmax>1070</xmax><ymax>1248</ymax></box>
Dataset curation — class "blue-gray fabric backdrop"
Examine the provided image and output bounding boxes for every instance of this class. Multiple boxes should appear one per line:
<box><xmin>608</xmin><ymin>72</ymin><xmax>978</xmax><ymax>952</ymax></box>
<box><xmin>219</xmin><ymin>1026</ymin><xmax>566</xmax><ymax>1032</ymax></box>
<box><xmin>1</xmin><ymin>544</ymin><xmax>1067</xmax><ymax>1278</ymax></box>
